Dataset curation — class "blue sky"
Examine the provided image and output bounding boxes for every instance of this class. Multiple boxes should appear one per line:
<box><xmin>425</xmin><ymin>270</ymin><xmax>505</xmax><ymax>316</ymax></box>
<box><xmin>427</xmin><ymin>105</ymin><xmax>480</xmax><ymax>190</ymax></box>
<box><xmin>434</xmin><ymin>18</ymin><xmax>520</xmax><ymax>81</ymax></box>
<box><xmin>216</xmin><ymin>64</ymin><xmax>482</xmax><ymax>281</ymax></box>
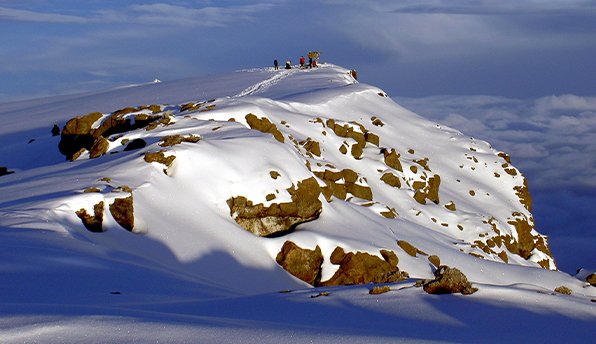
<box><xmin>1</xmin><ymin>0</ymin><xmax>595</xmax><ymax>271</ymax></box>
<box><xmin>1</xmin><ymin>0</ymin><xmax>596</xmax><ymax>100</ymax></box>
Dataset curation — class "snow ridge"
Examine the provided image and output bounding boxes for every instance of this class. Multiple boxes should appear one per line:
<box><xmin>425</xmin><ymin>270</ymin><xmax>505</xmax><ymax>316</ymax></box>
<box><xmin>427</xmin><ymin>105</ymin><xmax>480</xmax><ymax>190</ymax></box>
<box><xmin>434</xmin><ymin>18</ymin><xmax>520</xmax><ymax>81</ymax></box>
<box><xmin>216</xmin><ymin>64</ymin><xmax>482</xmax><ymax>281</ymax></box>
<box><xmin>0</xmin><ymin>63</ymin><xmax>594</xmax><ymax>343</ymax></box>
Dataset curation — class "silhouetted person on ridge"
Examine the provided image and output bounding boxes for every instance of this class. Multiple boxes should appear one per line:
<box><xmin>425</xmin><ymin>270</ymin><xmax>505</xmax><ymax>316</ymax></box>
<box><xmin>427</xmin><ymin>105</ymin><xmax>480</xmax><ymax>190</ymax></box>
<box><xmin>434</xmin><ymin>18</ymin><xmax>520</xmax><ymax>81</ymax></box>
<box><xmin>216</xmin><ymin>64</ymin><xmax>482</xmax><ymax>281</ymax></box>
<box><xmin>274</xmin><ymin>59</ymin><xmax>278</xmax><ymax>70</ymax></box>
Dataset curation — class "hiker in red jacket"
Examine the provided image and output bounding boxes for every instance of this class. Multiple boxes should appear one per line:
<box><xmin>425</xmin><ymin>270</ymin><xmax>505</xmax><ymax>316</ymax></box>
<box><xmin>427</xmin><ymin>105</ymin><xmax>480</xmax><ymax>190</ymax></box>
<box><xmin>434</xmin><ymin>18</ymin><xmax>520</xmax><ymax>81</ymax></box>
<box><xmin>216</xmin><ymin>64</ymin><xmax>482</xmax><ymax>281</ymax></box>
<box><xmin>300</xmin><ymin>56</ymin><xmax>305</xmax><ymax>68</ymax></box>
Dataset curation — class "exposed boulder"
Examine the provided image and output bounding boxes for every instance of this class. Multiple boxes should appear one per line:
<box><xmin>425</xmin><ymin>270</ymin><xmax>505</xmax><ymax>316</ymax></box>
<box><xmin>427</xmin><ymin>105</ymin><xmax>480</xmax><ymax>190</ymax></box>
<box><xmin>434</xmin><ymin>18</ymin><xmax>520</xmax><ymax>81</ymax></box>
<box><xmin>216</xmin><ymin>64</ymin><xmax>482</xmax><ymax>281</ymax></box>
<box><xmin>59</xmin><ymin>112</ymin><xmax>103</xmax><ymax>160</ymax></box>
<box><xmin>313</xmin><ymin>168</ymin><xmax>373</xmax><ymax>201</ymax></box>
<box><xmin>275</xmin><ymin>241</ymin><xmax>323</xmax><ymax>286</ymax></box>
<box><xmin>369</xmin><ymin>285</ymin><xmax>391</xmax><ymax>295</ymax></box>
<box><xmin>59</xmin><ymin>107</ymin><xmax>166</xmax><ymax>160</ymax></box>
<box><xmin>380</xmin><ymin>172</ymin><xmax>401</xmax><ymax>188</ymax></box>
<box><xmin>245</xmin><ymin>113</ymin><xmax>284</xmax><ymax>143</ymax></box>
<box><xmin>76</xmin><ymin>201</ymin><xmax>104</xmax><ymax>233</ymax></box>
<box><xmin>397</xmin><ymin>240</ymin><xmax>427</xmax><ymax>257</ymax></box>
<box><xmin>423</xmin><ymin>265</ymin><xmax>478</xmax><ymax>295</ymax></box>
<box><xmin>513</xmin><ymin>178</ymin><xmax>533</xmax><ymax>211</ymax></box>
<box><xmin>413</xmin><ymin>174</ymin><xmax>441</xmax><ymax>205</ymax></box>
<box><xmin>554</xmin><ymin>286</ymin><xmax>572</xmax><ymax>295</ymax></box>
<box><xmin>506</xmin><ymin>214</ymin><xmax>536</xmax><ymax>260</ymax></box>
<box><xmin>428</xmin><ymin>255</ymin><xmax>441</xmax><ymax>268</ymax></box>
<box><xmin>109</xmin><ymin>196</ymin><xmax>134</xmax><ymax>231</ymax></box>
<box><xmin>89</xmin><ymin>137</ymin><xmax>109</xmax><ymax>159</ymax></box>
<box><xmin>227</xmin><ymin>177</ymin><xmax>322</xmax><ymax>236</ymax></box>
<box><xmin>321</xmin><ymin>247</ymin><xmax>407</xmax><ymax>286</ymax></box>
<box><xmin>144</xmin><ymin>151</ymin><xmax>176</xmax><ymax>172</ymax></box>
<box><xmin>159</xmin><ymin>134</ymin><xmax>201</xmax><ymax>147</ymax></box>
<box><xmin>383</xmin><ymin>148</ymin><xmax>403</xmax><ymax>172</ymax></box>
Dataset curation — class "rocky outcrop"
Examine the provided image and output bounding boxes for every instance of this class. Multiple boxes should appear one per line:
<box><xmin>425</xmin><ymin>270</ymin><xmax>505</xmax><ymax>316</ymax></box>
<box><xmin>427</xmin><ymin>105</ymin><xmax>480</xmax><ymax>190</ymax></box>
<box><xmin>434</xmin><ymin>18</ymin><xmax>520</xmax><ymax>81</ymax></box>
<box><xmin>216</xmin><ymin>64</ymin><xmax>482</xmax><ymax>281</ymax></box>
<box><xmin>76</xmin><ymin>201</ymin><xmax>104</xmax><ymax>232</ymax></box>
<box><xmin>397</xmin><ymin>240</ymin><xmax>427</xmax><ymax>257</ymax></box>
<box><xmin>413</xmin><ymin>174</ymin><xmax>441</xmax><ymax>205</ymax></box>
<box><xmin>369</xmin><ymin>285</ymin><xmax>391</xmax><ymax>295</ymax></box>
<box><xmin>159</xmin><ymin>134</ymin><xmax>201</xmax><ymax>147</ymax></box>
<box><xmin>554</xmin><ymin>286</ymin><xmax>572</xmax><ymax>295</ymax></box>
<box><xmin>245</xmin><ymin>114</ymin><xmax>284</xmax><ymax>143</ymax></box>
<box><xmin>109</xmin><ymin>196</ymin><xmax>134</xmax><ymax>231</ymax></box>
<box><xmin>314</xmin><ymin>168</ymin><xmax>373</xmax><ymax>202</ymax></box>
<box><xmin>227</xmin><ymin>177</ymin><xmax>322</xmax><ymax>236</ymax></box>
<box><xmin>144</xmin><ymin>151</ymin><xmax>176</xmax><ymax>174</ymax></box>
<box><xmin>321</xmin><ymin>247</ymin><xmax>408</xmax><ymax>286</ymax></box>
<box><xmin>423</xmin><ymin>266</ymin><xmax>478</xmax><ymax>295</ymax></box>
<box><xmin>275</xmin><ymin>241</ymin><xmax>323</xmax><ymax>286</ymax></box>
<box><xmin>59</xmin><ymin>106</ymin><xmax>165</xmax><ymax>160</ymax></box>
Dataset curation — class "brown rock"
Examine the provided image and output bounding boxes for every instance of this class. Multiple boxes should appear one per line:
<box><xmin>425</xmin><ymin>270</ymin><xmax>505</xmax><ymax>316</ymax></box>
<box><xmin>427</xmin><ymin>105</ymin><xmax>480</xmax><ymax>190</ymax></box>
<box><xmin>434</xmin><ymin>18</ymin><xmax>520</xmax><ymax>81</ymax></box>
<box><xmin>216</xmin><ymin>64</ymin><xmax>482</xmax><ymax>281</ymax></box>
<box><xmin>383</xmin><ymin>148</ymin><xmax>403</xmax><ymax>172</ymax></box>
<box><xmin>109</xmin><ymin>196</ymin><xmax>134</xmax><ymax>231</ymax></box>
<box><xmin>59</xmin><ymin>108</ymin><xmax>166</xmax><ymax>160</ymax></box>
<box><xmin>302</xmin><ymin>138</ymin><xmax>321</xmax><ymax>157</ymax></box>
<box><xmin>245</xmin><ymin>113</ymin><xmax>284</xmax><ymax>143</ymax></box>
<box><xmin>369</xmin><ymin>285</ymin><xmax>391</xmax><ymax>295</ymax></box>
<box><xmin>159</xmin><ymin>134</ymin><xmax>200</xmax><ymax>147</ymax></box>
<box><xmin>498</xmin><ymin>250</ymin><xmax>509</xmax><ymax>263</ymax></box>
<box><xmin>506</xmin><ymin>215</ymin><xmax>535</xmax><ymax>260</ymax></box>
<box><xmin>275</xmin><ymin>241</ymin><xmax>323</xmax><ymax>286</ymax></box>
<box><xmin>76</xmin><ymin>201</ymin><xmax>104</xmax><ymax>233</ymax></box>
<box><xmin>554</xmin><ymin>286</ymin><xmax>572</xmax><ymax>295</ymax></box>
<box><xmin>59</xmin><ymin>112</ymin><xmax>103</xmax><ymax>160</ymax></box>
<box><xmin>428</xmin><ymin>255</ymin><xmax>441</xmax><ymax>268</ymax></box>
<box><xmin>397</xmin><ymin>240</ymin><xmax>426</xmax><ymax>257</ymax></box>
<box><xmin>322</xmin><ymin>248</ymin><xmax>407</xmax><ymax>286</ymax></box>
<box><xmin>89</xmin><ymin>137</ymin><xmax>109</xmax><ymax>159</ymax></box>
<box><xmin>513</xmin><ymin>178</ymin><xmax>533</xmax><ymax>211</ymax></box>
<box><xmin>144</xmin><ymin>151</ymin><xmax>176</xmax><ymax>167</ymax></box>
<box><xmin>330</xmin><ymin>246</ymin><xmax>346</xmax><ymax>264</ymax></box>
<box><xmin>365</xmin><ymin>132</ymin><xmax>380</xmax><ymax>146</ymax></box>
<box><xmin>423</xmin><ymin>266</ymin><xmax>478</xmax><ymax>295</ymax></box>
<box><xmin>346</xmin><ymin>183</ymin><xmax>373</xmax><ymax>201</ymax></box>
<box><xmin>227</xmin><ymin>177</ymin><xmax>322</xmax><ymax>236</ymax></box>
<box><xmin>444</xmin><ymin>201</ymin><xmax>456</xmax><ymax>211</ymax></box>
<box><xmin>381</xmin><ymin>172</ymin><xmax>401</xmax><ymax>188</ymax></box>
<box><xmin>380</xmin><ymin>249</ymin><xmax>399</xmax><ymax>266</ymax></box>
<box><xmin>351</xmin><ymin>142</ymin><xmax>364</xmax><ymax>159</ymax></box>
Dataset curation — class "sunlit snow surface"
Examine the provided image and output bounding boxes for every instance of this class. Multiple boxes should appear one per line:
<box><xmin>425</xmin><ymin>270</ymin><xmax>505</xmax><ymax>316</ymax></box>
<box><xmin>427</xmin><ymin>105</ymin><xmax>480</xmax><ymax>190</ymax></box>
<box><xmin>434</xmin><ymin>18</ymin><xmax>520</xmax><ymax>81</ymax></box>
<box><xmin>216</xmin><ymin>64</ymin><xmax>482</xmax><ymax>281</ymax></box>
<box><xmin>0</xmin><ymin>64</ymin><xmax>594</xmax><ymax>343</ymax></box>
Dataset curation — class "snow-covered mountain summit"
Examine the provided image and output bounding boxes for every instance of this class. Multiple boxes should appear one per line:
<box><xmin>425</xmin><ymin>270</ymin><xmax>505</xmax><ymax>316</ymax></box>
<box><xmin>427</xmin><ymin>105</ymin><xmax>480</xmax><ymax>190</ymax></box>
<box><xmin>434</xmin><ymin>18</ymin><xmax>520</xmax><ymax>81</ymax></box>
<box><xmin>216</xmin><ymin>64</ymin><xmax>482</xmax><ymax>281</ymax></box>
<box><xmin>1</xmin><ymin>63</ymin><xmax>594</xmax><ymax>343</ymax></box>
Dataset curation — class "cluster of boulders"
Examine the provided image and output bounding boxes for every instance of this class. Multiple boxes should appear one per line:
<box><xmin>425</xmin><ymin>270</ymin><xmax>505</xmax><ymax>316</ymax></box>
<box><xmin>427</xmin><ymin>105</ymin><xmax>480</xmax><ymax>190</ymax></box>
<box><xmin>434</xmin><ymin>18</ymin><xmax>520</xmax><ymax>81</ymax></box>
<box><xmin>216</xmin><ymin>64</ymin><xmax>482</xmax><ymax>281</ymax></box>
<box><xmin>58</xmin><ymin>105</ymin><xmax>167</xmax><ymax>160</ymax></box>
<box><xmin>275</xmin><ymin>241</ymin><xmax>408</xmax><ymax>287</ymax></box>
<box><xmin>75</xmin><ymin>187</ymin><xmax>136</xmax><ymax>233</ymax></box>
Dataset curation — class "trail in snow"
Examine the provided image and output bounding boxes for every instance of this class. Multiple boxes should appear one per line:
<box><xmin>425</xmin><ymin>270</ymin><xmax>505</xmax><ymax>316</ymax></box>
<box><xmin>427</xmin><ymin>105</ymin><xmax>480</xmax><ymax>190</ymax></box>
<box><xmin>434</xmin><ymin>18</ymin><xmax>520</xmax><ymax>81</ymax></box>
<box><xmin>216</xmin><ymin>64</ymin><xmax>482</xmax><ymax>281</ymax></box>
<box><xmin>234</xmin><ymin>68</ymin><xmax>299</xmax><ymax>97</ymax></box>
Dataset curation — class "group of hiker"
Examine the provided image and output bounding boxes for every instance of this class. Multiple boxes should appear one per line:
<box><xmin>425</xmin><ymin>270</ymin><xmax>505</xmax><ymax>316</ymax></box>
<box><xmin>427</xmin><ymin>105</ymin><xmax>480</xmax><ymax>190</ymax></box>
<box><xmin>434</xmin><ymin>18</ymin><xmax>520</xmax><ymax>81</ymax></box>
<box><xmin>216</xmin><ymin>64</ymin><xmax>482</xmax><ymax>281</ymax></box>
<box><xmin>273</xmin><ymin>52</ymin><xmax>319</xmax><ymax>70</ymax></box>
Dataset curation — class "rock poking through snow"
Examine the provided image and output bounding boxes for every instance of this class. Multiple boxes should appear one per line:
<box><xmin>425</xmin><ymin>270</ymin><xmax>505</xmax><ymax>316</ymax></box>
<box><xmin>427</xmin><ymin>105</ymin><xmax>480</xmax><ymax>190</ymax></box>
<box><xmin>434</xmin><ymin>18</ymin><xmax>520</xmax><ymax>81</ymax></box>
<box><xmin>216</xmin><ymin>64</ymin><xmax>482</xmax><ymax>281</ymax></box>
<box><xmin>275</xmin><ymin>241</ymin><xmax>323</xmax><ymax>286</ymax></box>
<box><xmin>321</xmin><ymin>247</ymin><xmax>408</xmax><ymax>286</ymax></box>
<box><xmin>423</xmin><ymin>265</ymin><xmax>478</xmax><ymax>295</ymax></box>
<box><xmin>227</xmin><ymin>177</ymin><xmax>322</xmax><ymax>237</ymax></box>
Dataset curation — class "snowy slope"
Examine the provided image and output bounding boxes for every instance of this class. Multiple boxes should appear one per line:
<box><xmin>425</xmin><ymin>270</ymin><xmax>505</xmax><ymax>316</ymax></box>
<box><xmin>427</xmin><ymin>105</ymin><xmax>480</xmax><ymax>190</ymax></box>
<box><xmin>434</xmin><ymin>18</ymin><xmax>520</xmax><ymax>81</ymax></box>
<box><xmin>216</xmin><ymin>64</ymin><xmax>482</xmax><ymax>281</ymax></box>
<box><xmin>0</xmin><ymin>64</ymin><xmax>594</xmax><ymax>343</ymax></box>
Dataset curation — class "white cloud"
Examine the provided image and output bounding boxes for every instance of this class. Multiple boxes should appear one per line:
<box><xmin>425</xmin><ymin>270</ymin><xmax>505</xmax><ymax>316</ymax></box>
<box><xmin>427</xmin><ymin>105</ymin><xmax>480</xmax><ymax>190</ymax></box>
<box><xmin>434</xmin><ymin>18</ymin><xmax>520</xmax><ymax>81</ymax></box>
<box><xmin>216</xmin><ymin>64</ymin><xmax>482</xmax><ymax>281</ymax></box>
<box><xmin>0</xmin><ymin>6</ymin><xmax>87</xmax><ymax>23</ymax></box>
<box><xmin>0</xmin><ymin>3</ymin><xmax>275</xmax><ymax>27</ymax></box>
<box><xmin>397</xmin><ymin>94</ymin><xmax>596</xmax><ymax>191</ymax></box>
